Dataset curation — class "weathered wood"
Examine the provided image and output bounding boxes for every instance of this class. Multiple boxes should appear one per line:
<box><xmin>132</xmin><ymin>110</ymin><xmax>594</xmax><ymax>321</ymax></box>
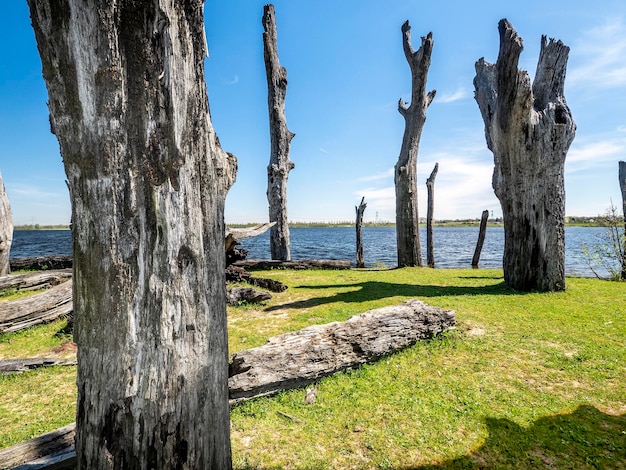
<box><xmin>228</xmin><ymin>299</ymin><xmax>455</xmax><ymax>402</ymax></box>
<box><xmin>27</xmin><ymin>1</ymin><xmax>235</xmax><ymax>467</ymax></box>
<box><xmin>474</xmin><ymin>19</ymin><xmax>575</xmax><ymax>291</ymax></box>
<box><xmin>619</xmin><ymin>162</ymin><xmax>626</xmax><ymax>280</ymax></box>
<box><xmin>226</xmin><ymin>265</ymin><xmax>287</xmax><ymax>293</ymax></box>
<box><xmin>225</xmin><ymin>222</ymin><xmax>275</xmax><ymax>266</ymax></box>
<box><xmin>0</xmin><ymin>423</ymin><xmax>76</xmax><ymax>470</ymax></box>
<box><xmin>395</xmin><ymin>21</ymin><xmax>436</xmax><ymax>268</ymax></box>
<box><xmin>263</xmin><ymin>4</ymin><xmax>295</xmax><ymax>261</ymax></box>
<box><xmin>355</xmin><ymin>197</ymin><xmax>367</xmax><ymax>268</ymax></box>
<box><xmin>0</xmin><ymin>269</ymin><xmax>72</xmax><ymax>293</ymax></box>
<box><xmin>426</xmin><ymin>163</ymin><xmax>438</xmax><ymax>268</ymax></box>
<box><xmin>0</xmin><ymin>280</ymin><xmax>72</xmax><ymax>333</ymax></box>
<box><xmin>226</xmin><ymin>287</ymin><xmax>272</xmax><ymax>306</ymax></box>
<box><xmin>234</xmin><ymin>259</ymin><xmax>351</xmax><ymax>270</ymax></box>
<box><xmin>472</xmin><ymin>210</ymin><xmax>490</xmax><ymax>268</ymax></box>
<box><xmin>0</xmin><ymin>171</ymin><xmax>12</xmax><ymax>276</ymax></box>
<box><xmin>10</xmin><ymin>256</ymin><xmax>73</xmax><ymax>271</ymax></box>
<box><xmin>0</xmin><ymin>357</ymin><xmax>77</xmax><ymax>375</ymax></box>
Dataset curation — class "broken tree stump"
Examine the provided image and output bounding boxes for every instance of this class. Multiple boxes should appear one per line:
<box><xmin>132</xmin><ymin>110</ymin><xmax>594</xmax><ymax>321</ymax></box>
<box><xmin>0</xmin><ymin>280</ymin><xmax>72</xmax><ymax>333</ymax></box>
<box><xmin>228</xmin><ymin>299</ymin><xmax>455</xmax><ymax>402</ymax></box>
<box><xmin>472</xmin><ymin>210</ymin><xmax>490</xmax><ymax>268</ymax></box>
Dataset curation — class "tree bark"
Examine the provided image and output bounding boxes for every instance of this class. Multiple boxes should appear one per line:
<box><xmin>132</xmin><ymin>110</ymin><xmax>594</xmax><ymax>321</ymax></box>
<box><xmin>472</xmin><ymin>210</ymin><xmax>490</xmax><ymax>268</ymax></box>
<box><xmin>355</xmin><ymin>197</ymin><xmax>367</xmax><ymax>268</ymax></box>
<box><xmin>395</xmin><ymin>21</ymin><xmax>436</xmax><ymax>268</ymax></box>
<box><xmin>619</xmin><ymin>162</ymin><xmax>626</xmax><ymax>280</ymax></box>
<box><xmin>426</xmin><ymin>163</ymin><xmax>438</xmax><ymax>268</ymax></box>
<box><xmin>263</xmin><ymin>4</ymin><xmax>294</xmax><ymax>261</ymax></box>
<box><xmin>0</xmin><ymin>171</ymin><xmax>13</xmax><ymax>276</ymax></box>
<box><xmin>27</xmin><ymin>1</ymin><xmax>235</xmax><ymax>468</ymax></box>
<box><xmin>474</xmin><ymin>19</ymin><xmax>576</xmax><ymax>292</ymax></box>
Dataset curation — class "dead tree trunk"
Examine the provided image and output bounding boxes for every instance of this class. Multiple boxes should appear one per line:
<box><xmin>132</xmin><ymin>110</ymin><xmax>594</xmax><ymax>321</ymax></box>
<box><xmin>263</xmin><ymin>4</ymin><xmax>294</xmax><ymax>261</ymax></box>
<box><xmin>395</xmin><ymin>21</ymin><xmax>436</xmax><ymax>268</ymax></box>
<box><xmin>0</xmin><ymin>171</ymin><xmax>12</xmax><ymax>276</ymax></box>
<box><xmin>619</xmin><ymin>162</ymin><xmax>626</xmax><ymax>280</ymax></box>
<box><xmin>474</xmin><ymin>19</ymin><xmax>576</xmax><ymax>292</ymax></box>
<box><xmin>355</xmin><ymin>197</ymin><xmax>367</xmax><ymax>268</ymax></box>
<box><xmin>426</xmin><ymin>163</ymin><xmax>438</xmax><ymax>268</ymax></box>
<box><xmin>472</xmin><ymin>210</ymin><xmax>490</xmax><ymax>268</ymax></box>
<box><xmin>27</xmin><ymin>1</ymin><xmax>235</xmax><ymax>468</ymax></box>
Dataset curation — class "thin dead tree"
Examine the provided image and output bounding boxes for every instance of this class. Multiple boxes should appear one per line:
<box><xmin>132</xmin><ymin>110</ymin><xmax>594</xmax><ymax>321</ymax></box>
<box><xmin>619</xmin><ymin>162</ymin><xmax>626</xmax><ymax>280</ymax></box>
<box><xmin>0</xmin><ymin>171</ymin><xmax>12</xmax><ymax>276</ymax></box>
<box><xmin>27</xmin><ymin>1</ymin><xmax>236</xmax><ymax>467</ymax></box>
<box><xmin>426</xmin><ymin>163</ymin><xmax>438</xmax><ymax>268</ymax></box>
<box><xmin>472</xmin><ymin>210</ymin><xmax>490</xmax><ymax>268</ymax></box>
<box><xmin>263</xmin><ymin>4</ymin><xmax>295</xmax><ymax>261</ymax></box>
<box><xmin>395</xmin><ymin>21</ymin><xmax>436</xmax><ymax>268</ymax></box>
<box><xmin>355</xmin><ymin>197</ymin><xmax>367</xmax><ymax>268</ymax></box>
<box><xmin>474</xmin><ymin>19</ymin><xmax>576</xmax><ymax>292</ymax></box>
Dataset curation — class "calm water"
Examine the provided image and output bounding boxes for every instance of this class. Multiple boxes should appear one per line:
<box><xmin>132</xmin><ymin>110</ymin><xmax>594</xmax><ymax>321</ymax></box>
<box><xmin>10</xmin><ymin>226</ymin><xmax>613</xmax><ymax>277</ymax></box>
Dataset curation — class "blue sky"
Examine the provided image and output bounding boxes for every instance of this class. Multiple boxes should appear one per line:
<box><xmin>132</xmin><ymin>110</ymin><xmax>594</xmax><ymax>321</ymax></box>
<box><xmin>1</xmin><ymin>1</ymin><xmax>625</xmax><ymax>225</ymax></box>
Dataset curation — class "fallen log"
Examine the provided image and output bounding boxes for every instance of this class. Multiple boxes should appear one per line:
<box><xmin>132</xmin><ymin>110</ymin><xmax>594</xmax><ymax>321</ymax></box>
<box><xmin>9</xmin><ymin>256</ymin><xmax>73</xmax><ymax>272</ymax></box>
<box><xmin>0</xmin><ymin>270</ymin><xmax>72</xmax><ymax>293</ymax></box>
<box><xmin>0</xmin><ymin>281</ymin><xmax>72</xmax><ymax>333</ymax></box>
<box><xmin>234</xmin><ymin>259</ymin><xmax>351</xmax><ymax>270</ymax></box>
<box><xmin>0</xmin><ymin>423</ymin><xmax>76</xmax><ymax>470</ymax></box>
<box><xmin>227</xmin><ymin>287</ymin><xmax>272</xmax><ymax>306</ymax></box>
<box><xmin>0</xmin><ymin>358</ymin><xmax>77</xmax><ymax>375</ymax></box>
<box><xmin>228</xmin><ymin>298</ymin><xmax>455</xmax><ymax>402</ymax></box>
<box><xmin>226</xmin><ymin>265</ymin><xmax>287</xmax><ymax>293</ymax></box>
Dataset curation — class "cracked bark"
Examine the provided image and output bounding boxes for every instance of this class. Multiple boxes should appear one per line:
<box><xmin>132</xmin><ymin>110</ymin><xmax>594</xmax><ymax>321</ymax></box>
<box><xmin>0</xmin><ymin>171</ymin><xmax>12</xmax><ymax>276</ymax></box>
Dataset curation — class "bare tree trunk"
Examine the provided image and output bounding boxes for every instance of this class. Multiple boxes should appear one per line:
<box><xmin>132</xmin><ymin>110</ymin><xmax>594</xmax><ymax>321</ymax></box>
<box><xmin>0</xmin><ymin>171</ymin><xmax>12</xmax><ymax>276</ymax></box>
<box><xmin>263</xmin><ymin>4</ymin><xmax>294</xmax><ymax>261</ymax></box>
<box><xmin>355</xmin><ymin>197</ymin><xmax>367</xmax><ymax>268</ymax></box>
<box><xmin>472</xmin><ymin>210</ymin><xmax>490</xmax><ymax>268</ymax></box>
<box><xmin>426</xmin><ymin>163</ymin><xmax>438</xmax><ymax>268</ymax></box>
<box><xmin>27</xmin><ymin>1</ymin><xmax>235</xmax><ymax>468</ymax></box>
<box><xmin>619</xmin><ymin>162</ymin><xmax>626</xmax><ymax>280</ymax></box>
<box><xmin>395</xmin><ymin>21</ymin><xmax>436</xmax><ymax>268</ymax></box>
<box><xmin>474</xmin><ymin>19</ymin><xmax>576</xmax><ymax>292</ymax></box>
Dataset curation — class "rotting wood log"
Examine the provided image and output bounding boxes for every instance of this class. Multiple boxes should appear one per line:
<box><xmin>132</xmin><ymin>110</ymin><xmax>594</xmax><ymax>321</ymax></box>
<box><xmin>226</xmin><ymin>265</ymin><xmax>287</xmax><ymax>293</ymax></box>
<box><xmin>355</xmin><ymin>197</ymin><xmax>367</xmax><ymax>268</ymax></box>
<box><xmin>228</xmin><ymin>298</ymin><xmax>455</xmax><ymax>402</ymax></box>
<box><xmin>234</xmin><ymin>259</ymin><xmax>351</xmax><ymax>270</ymax></box>
<box><xmin>0</xmin><ymin>280</ymin><xmax>72</xmax><ymax>333</ymax></box>
<box><xmin>0</xmin><ymin>357</ymin><xmax>77</xmax><ymax>375</ymax></box>
<box><xmin>426</xmin><ymin>163</ymin><xmax>439</xmax><ymax>268</ymax></box>
<box><xmin>227</xmin><ymin>287</ymin><xmax>272</xmax><ymax>306</ymax></box>
<box><xmin>0</xmin><ymin>423</ymin><xmax>76</xmax><ymax>470</ymax></box>
<box><xmin>472</xmin><ymin>210</ymin><xmax>490</xmax><ymax>268</ymax></box>
<box><xmin>10</xmin><ymin>256</ymin><xmax>73</xmax><ymax>272</ymax></box>
<box><xmin>0</xmin><ymin>171</ymin><xmax>12</xmax><ymax>277</ymax></box>
<box><xmin>0</xmin><ymin>269</ymin><xmax>72</xmax><ymax>293</ymax></box>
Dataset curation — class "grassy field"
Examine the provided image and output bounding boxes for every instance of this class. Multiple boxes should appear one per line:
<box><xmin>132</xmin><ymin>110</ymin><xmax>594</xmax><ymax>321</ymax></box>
<box><xmin>1</xmin><ymin>268</ymin><xmax>624</xmax><ymax>468</ymax></box>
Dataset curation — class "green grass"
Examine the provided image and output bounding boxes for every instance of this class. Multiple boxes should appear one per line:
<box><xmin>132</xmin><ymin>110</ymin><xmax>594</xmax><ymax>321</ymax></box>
<box><xmin>1</xmin><ymin>268</ymin><xmax>625</xmax><ymax>468</ymax></box>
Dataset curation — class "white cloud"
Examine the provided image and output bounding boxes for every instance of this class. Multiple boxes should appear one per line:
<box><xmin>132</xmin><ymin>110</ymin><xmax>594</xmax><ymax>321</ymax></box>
<box><xmin>358</xmin><ymin>168</ymin><xmax>394</xmax><ymax>182</ymax></box>
<box><xmin>566</xmin><ymin>138</ymin><xmax>625</xmax><ymax>172</ymax></box>
<box><xmin>225</xmin><ymin>75</ymin><xmax>239</xmax><ymax>85</ymax></box>
<box><xmin>436</xmin><ymin>87</ymin><xmax>468</xmax><ymax>104</ymax></box>
<box><xmin>319</xmin><ymin>148</ymin><xmax>328</xmax><ymax>154</ymax></box>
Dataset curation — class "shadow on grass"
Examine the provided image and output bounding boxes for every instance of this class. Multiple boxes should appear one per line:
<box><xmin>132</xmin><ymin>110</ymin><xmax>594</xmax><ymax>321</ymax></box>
<box><xmin>411</xmin><ymin>405</ymin><xmax>625</xmax><ymax>469</ymax></box>
<box><xmin>265</xmin><ymin>280</ymin><xmax>517</xmax><ymax>312</ymax></box>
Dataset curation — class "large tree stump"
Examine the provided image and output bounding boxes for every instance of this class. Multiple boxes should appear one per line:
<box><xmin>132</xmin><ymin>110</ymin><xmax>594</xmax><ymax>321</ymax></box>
<box><xmin>355</xmin><ymin>197</ymin><xmax>367</xmax><ymax>268</ymax></box>
<box><xmin>474</xmin><ymin>19</ymin><xmax>576</xmax><ymax>292</ymax></box>
<box><xmin>27</xmin><ymin>1</ymin><xmax>235</xmax><ymax>467</ymax></box>
<box><xmin>263</xmin><ymin>4</ymin><xmax>294</xmax><ymax>261</ymax></box>
<box><xmin>0</xmin><ymin>171</ymin><xmax>12</xmax><ymax>276</ymax></box>
<box><xmin>426</xmin><ymin>163</ymin><xmax>438</xmax><ymax>268</ymax></box>
<box><xmin>395</xmin><ymin>21</ymin><xmax>436</xmax><ymax>268</ymax></box>
<box><xmin>228</xmin><ymin>299</ymin><xmax>455</xmax><ymax>402</ymax></box>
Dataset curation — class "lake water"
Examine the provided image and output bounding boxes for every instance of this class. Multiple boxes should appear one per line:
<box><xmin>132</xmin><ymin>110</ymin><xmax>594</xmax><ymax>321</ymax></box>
<box><xmin>10</xmin><ymin>226</ymin><xmax>614</xmax><ymax>278</ymax></box>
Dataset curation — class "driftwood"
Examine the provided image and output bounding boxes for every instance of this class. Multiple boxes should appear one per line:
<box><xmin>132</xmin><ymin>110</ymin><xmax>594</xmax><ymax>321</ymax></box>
<box><xmin>472</xmin><ymin>210</ymin><xmax>490</xmax><ymax>268</ymax></box>
<box><xmin>226</xmin><ymin>265</ymin><xmax>287</xmax><ymax>293</ymax></box>
<box><xmin>0</xmin><ymin>281</ymin><xmax>72</xmax><ymax>333</ymax></box>
<box><xmin>10</xmin><ymin>256</ymin><xmax>73</xmax><ymax>272</ymax></box>
<box><xmin>234</xmin><ymin>259</ymin><xmax>351</xmax><ymax>270</ymax></box>
<box><xmin>225</xmin><ymin>222</ymin><xmax>275</xmax><ymax>266</ymax></box>
<box><xmin>0</xmin><ymin>357</ymin><xmax>77</xmax><ymax>375</ymax></box>
<box><xmin>0</xmin><ymin>423</ymin><xmax>76</xmax><ymax>470</ymax></box>
<box><xmin>0</xmin><ymin>270</ymin><xmax>72</xmax><ymax>293</ymax></box>
<box><xmin>228</xmin><ymin>299</ymin><xmax>455</xmax><ymax>402</ymax></box>
<box><xmin>227</xmin><ymin>287</ymin><xmax>272</xmax><ymax>306</ymax></box>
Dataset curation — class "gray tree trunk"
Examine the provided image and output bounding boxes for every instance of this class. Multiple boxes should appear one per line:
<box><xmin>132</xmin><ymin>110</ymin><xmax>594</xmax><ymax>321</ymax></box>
<box><xmin>619</xmin><ymin>162</ymin><xmax>626</xmax><ymax>279</ymax></box>
<box><xmin>355</xmin><ymin>197</ymin><xmax>367</xmax><ymax>268</ymax></box>
<box><xmin>27</xmin><ymin>1</ymin><xmax>235</xmax><ymax>468</ymax></box>
<box><xmin>263</xmin><ymin>4</ymin><xmax>294</xmax><ymax>261</ymax></box>
<box><xmin>425</xmin><ymin>163</ymin><xmax>438</xmax><ymax>268</ymax></box>
<box><xmin>474</xmin><ymin>19</ymin><xmax>576</xmax><ymax>292</ymax></box>
<box><xmin>395</xmin><ymin>21</ymin><xmax>436</xmax><ymax>268</ymax></box>
<box><xmin>0</xmin><ymin>171</ymin><xmax>12</xmax><ymax>276</ymax></box>
<box><xmin>472</xmin><ymin>210</ymin><xmax>490</xmax><ymax>268</ymax></box>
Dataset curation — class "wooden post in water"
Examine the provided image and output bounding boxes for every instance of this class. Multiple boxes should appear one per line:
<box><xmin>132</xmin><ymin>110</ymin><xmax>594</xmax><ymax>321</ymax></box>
<box><xmin>426</xmin><ymin>163</ymin><xmax>438</xmax><ymax>268</ymax></box>
<box><xmin>472</xmin><ymin>210</ymin><xmax>490</xmax><ymax>268</ymax></box>
<box><xmin>355</xmin><ymin>197</ymin><xmax>367</xmax><ymax>268</ymax></box>
<box><xmin>619</xmin><ymin>162</ymin><xmax>626</xmax><ymax>279</ymax></box>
